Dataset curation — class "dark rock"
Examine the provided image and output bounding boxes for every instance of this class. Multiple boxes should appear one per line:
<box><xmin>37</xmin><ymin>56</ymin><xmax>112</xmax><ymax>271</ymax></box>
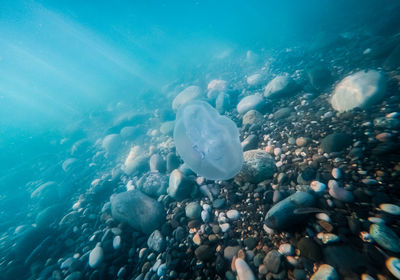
<box><xmin>212</xmin><ymin>198</ymin><xmax>226</xmax><ymax>209</ymax></box>
<box><xmin>264</xmin><ymin>192</ymin><xmax>315</xmax><ymax>230</ymax></box>
<box><xmin>323</xmin><ymin>245</ymin><xmax>366</xmax><ymax>274</ymax></box>
<box><xmin>110</xmin><ymin>190</ymin><xmax>166</xmax><ymax>234</ymax></box>
<box><xmin>320</xmin><ymin>133</ymin><xmax>352</xmax><ymax>153</ymax></box>
<box><xmin>195</xmin><ymin>245</ymin><xmax>214</xmax><ymax>261</ymax></box>
<box><xmin>243</xmin><ymin>237</ymin><xmax>257</xmax><ymax>250</ymax></box>
<box><xmin>297</xmin><ymin>237</ymin><xmax>322</xmax><ymax>262</ymax></box>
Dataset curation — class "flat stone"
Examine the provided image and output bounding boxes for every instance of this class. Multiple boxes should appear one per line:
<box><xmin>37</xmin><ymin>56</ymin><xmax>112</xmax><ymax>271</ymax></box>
<box><xmin>370</xmin><ymin>224</ymin><xmax>400</xmax><ymax>253</ymax></box>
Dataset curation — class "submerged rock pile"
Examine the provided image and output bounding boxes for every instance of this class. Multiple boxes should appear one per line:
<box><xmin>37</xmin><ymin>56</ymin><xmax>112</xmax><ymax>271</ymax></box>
<box><xmin>1</xmin><ymin>23</ymin><xmax>400</xmax><ymax>280</ymax></box>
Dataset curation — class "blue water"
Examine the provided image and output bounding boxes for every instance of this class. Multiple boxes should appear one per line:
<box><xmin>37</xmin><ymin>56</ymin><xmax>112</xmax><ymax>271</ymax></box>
<box><xmin>1</xmin><ymin>0</ymin><xmax>400</xmax><ymax>279</ymax></box>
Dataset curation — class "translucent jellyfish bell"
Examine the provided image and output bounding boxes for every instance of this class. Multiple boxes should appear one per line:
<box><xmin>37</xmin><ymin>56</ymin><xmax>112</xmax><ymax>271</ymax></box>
<box><xmin>174</xmin><ymin>100</ymin><xmax>243</xmax><ymax>180</ymax></box>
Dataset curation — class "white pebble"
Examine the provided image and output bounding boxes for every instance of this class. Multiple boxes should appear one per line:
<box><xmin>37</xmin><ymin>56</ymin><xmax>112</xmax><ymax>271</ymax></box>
<box><xmin>380</xmin><ymin>204</ymin><xmax>400</xmax><ymax>215</ymax></box>
<box><xmin>201</xmin><ymin>210</ymin><xmax>210</xmax><ymax>223</ymax></box>
<box><xmin>315</xmin><ymin>213</ymin><xmax>331</xmax><ymax>223</ymax></box>
<box><xmin>278</xmin><ymin>243</ymin><xmax>294</xmax><ymax>256</ymax></box>
<box><xmin>89</xmin><ymin>242</ymin><xmax>104</xmax><ymax>268</ymax></box>
<box><xmin>310</xmin><ymin>181</ymin><xmax>326</xmax><ymax>194</ymax></box>
<box><xmin>235</xmin><ymin>258</ymin><xmax>257</xmax><ymax>280</ymax></box>
<box><xmin>274</xmin><ymin>148</ymin><xmax>282</xmax><ymax>157</ymax></box>
<box><xmin>219</xmin><ymin>223</ymin><xmax>230</xmax><ymax>233</ymax></box>
<box><xmin>113</xmin><ymin>236</ymin><xmax>121</xmax><ymax>250</ymax></box>
<box><xmin>331</xmin><ymin>168</ymin><xmax>342</xmax><ymax>179</ymax></box>
<box><xmin>226</xmin><ymin>209</ymin><xmax>240</xmax><ymax>220</ymax></box>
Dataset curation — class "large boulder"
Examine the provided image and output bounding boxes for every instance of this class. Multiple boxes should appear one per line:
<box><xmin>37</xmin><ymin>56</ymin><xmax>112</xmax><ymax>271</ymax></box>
<box><xmin>110</xmin><ymin>190</ymin><xmax>165</xmax><ymax>234</ymax></box>
<box><xmin>330</xmin><ymin>70</ymin><xmax>386</xmax><ymax>112</ymax></box>
<box><xmin>235</xmin><ymin>149</ymin><xmax>276</xmax><ymax>184</ymax></box>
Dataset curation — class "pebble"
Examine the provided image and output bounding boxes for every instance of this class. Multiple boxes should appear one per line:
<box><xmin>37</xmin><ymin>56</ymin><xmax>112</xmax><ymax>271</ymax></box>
<box><xmin>113</xmin><ymin>236</ymin><xmax>121</xmax><ymax>250</ymax></box>
<box><xmin>224</xmin><ymin>246</ymin><xmax>240</xmax><ymax>260</ymax></box>
<box><xmin>157</xmin><ymin>263</ymin><xmax>167</xmax><ymax>277</ymax></box>
<box><xmin>361</xmin><ymin>274</ymin><xmax>376</xmax><ymax>280</ymax></box>
<box><xmin>194</xmin><ymin>245</ymin><xmax>214</xmax><ymax>261</ymax></box>
<box><xmin>89</xmin><ymin>243</ymin><xmax>104</xmax><ymax>268</ymax></box>
<box><xmin>264</xmin><ymin>192</ymin><xmax>315</xmax><ymax>229</ymax></box>
<box><xmin>296</xmin><ymin>137</ymin><xmax>309</xmax><ymax>147</ymax></box>
<box><xmin>147</xmin><ymin>230</ymin><xmax>166</xmax><ymax>252</ymax></box>
<box><xmin>331</xmin><ymin>168</ymin><xmax>342</xmax><ymax>179</ymax></box>
<box><xmin>201</xmin><ymin>210</ymin><xmax>210</xmax><ymax>223</ymax></box>
<box><xmin>193</xmin><ymin>232</ymin><xmax>201</xmax><ymax>245</ymax></box>
<box><xmin>317</xmin><ymin>232</ymin><xmax>340</xmax><ymax>244</ymax></box>
<box><xmin>328</xmin><ymin>180</ymin><xmax>354</xmax><ymax>202</ymax></box>
<box><xmin>297</xmin><ymin>237</ymin><xmax>322</xmax><ymax>262</ymax></box>
<box><xmin>315</xmin><ymin>213</ymin><xmax>331</xmax><ymax>222</ymax></box>
<box><xmin>386</xmin><ymin>257</ymin><xmax>400</xmax><ymax>280</ymax></box>
<box><xmin>213</xmin><ymin>198</ymin><xmax>226</xmax><ymax>209</ymax></box>
<box><xmin>310</xmin><ymin>181</ymin><xmax>326</xmax><ymax>194</ymax></box>
<box><xmin>278</xmin><ymin>243</ymin><xmax>294</xmax><ymax>256</ymax></box>
<box><xmin>226</xmin><ymin>209</ymin><xmax>240</xmax><ymax>220</ymax></box>
<box><xmin>235</xmin><ymin>258</ymin><xmax>257</xmax><ymax>280</ymax></box>
<box><xmin>220</xmin><ymin>223</ymin><xmax>231</xmax><ymax>232</ymax></box>
<box><xmin>370</xmin><ymin>224</ymin><xmax>400</xmax><ymax>252</ymax></box>
<box><xmin>368</xmin><ymin>217</ymin><xmax>385</xmax><ymax>224</ymax></box>
<box><xmin>185</xmin><ymin>202</ymin><xmax>202</xmax><ymax>219</ymax></box>
<box><xmin>380</xmin><ymin>203</ymin><xmax>400</xmax><ymax>215</ymax></box>
<box><xmin>263</xmin><ymin>250</ymin><xmax>282</xmax><ymax>273</ymax></box>
<box><xmin>310</xmin><ymin>264</ymin><xmax>338</xmax><ymax>280</ymax></box>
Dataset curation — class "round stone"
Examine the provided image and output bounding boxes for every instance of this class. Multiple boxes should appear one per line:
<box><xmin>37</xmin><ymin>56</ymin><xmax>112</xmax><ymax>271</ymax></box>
<box><xmin>226</xmin><ymin>210</ymin><xmax>240</xmax><ymax>220</ymax></box>
<box><xmin>185</xmin><ymin>202</ymin><xmax>202</xmax><ymax>220</ymax></box>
